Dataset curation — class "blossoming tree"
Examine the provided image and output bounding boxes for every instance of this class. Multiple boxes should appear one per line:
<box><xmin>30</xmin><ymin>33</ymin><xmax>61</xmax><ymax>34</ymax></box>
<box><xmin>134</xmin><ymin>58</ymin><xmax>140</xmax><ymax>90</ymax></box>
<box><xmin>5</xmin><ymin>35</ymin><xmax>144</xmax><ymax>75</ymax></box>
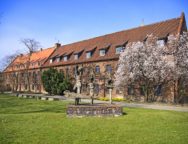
<box><xmin>168</xmin><ymin>32</ymin><xmax>188</xmax><ymax>103</ymax></box>
<box><xmin>115</xmin><ymin>33</ymin><xmax>188</xmax><ymax>102</ymax></box>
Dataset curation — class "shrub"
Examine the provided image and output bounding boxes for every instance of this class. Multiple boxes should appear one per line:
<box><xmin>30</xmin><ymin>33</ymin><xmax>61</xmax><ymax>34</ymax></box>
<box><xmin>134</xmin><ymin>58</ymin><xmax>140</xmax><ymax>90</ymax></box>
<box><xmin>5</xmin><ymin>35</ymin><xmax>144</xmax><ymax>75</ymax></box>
<box><xmin>98</xmin><ymin>97</ymin><xmax>126</xmax><ymax>102</ymax></box>
<box><xmin>42</xmin><ymin>68</ymin><xmax>71</xmax><ymax>95</ymax></box>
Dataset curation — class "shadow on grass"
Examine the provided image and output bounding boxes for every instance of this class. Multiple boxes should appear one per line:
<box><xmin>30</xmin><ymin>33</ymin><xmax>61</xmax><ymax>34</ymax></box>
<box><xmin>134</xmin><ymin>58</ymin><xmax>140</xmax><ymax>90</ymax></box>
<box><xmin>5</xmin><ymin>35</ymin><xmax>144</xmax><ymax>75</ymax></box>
<box><xmin>122</xmin><ymin>111</ymin><xmax>127</xmax><ymax>115</ymax></box>
<box><xmin>0</xmin><ymin>96</ymin><xmax>68</xmax><ymax>114</ymax></box>
<box><xmin>16</xmin><ymin>107</ymin><xmax>67</xmax><ymax>114</ymax></box>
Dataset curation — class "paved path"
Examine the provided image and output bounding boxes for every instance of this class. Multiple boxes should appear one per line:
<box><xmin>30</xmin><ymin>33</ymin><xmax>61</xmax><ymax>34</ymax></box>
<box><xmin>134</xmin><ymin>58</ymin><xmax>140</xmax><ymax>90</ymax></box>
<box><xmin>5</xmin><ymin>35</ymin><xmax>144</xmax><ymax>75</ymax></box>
<box><xmin>120</xmin><ymin>102</ymin><xmax>188</xmax><ymax>112</ymax></box>
<box><xmin>9</xmin><ymin>93</ymin><xmax>188</xmax><ymax>112</ymax></box>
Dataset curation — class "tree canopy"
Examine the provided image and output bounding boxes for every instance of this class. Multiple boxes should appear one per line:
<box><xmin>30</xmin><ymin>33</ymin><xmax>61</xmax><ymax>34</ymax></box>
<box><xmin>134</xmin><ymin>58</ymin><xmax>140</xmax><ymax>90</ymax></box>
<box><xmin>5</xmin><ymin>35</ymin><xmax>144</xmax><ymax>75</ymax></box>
<box><xmin>42</xmin><ymin>68</ymin><xmax>71</xmax><ymax>95</ymax></box>
<box><xmin>115</xmin><ymin>32</ymin><xmax>188</xmax><ymax>102</ymax></box>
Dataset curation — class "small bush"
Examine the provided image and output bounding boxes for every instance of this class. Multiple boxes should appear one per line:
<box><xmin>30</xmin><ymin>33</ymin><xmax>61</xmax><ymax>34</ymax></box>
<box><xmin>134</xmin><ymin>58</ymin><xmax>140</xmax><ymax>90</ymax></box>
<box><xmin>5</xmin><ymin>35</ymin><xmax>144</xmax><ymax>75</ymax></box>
<box><xmin>98</xmin><ymin>97</ymin><xmax>126</xmax><ymax>102</ymax></box>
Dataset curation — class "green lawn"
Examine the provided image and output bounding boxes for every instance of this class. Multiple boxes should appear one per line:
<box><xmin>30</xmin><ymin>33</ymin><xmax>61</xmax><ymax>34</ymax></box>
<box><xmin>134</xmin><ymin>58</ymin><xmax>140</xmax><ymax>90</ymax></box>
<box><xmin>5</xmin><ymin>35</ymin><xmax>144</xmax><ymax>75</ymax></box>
<box><xmin>0</xmin><ymin>94</ymin><xmax>188</xmax><ymax>144</ymax></box>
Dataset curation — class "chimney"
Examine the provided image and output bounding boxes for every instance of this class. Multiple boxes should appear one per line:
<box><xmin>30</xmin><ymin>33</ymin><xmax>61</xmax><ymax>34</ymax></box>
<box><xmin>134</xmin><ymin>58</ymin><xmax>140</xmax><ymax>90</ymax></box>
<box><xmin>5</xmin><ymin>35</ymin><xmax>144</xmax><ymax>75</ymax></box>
<box><xmin>40</xmin><ymin>48</ymin><xmax>43</xmax><ymax>51</ymax></box>
<box><xmin>55</xmin><ymin>43</ymin><xmax>61</xmax><ymax>49</ymax></box>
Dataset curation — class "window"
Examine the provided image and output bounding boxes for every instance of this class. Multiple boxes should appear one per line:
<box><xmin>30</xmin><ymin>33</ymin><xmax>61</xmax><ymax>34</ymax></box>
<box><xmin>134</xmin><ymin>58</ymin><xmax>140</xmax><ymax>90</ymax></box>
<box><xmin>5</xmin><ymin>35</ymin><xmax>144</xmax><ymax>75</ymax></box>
<box><xmin>74</xmin><ymin>54</ymin><xmax>79</xmax><ymax>60</ymax></box>
<box><xmin>66</xmin><ymin>67</ymin><xmax>69</xmax><ymax>76</ymax></box>
<box><xmin>128</xmin><ymin>85</ymin><xmax>134</xmax><ymax>95</ymax></box>
<box><xmin>116</xmin><ymin>46</ymin><xmax>124</xmax><ymax>54</ymax></box>
<box><xmin>94</xmin><ymin>83</ymin><xmax>100</xmax><ymax>95</ymax></box>
<box><xmin>56</xmin><ymin>57</ymin><xmax>60</xmax><ymax>62</ymax></box>
<box><xmin>99</xmin><ymin>49</ymin><xmax>106</xmax><ymax>56</ymax></box>
<box><xmin>154</xmin><ymin>85</ymin><xmax>162</xmax><ymax>96</ymax></box>
<box><xmin>63</xmin><ymin>56</ymin><xmax>68</xmax><ymax>61</ymax></box>
<box><xmin>116</xmin><ymin>89</ymin><xmax>122</xmax><ymax>94</ymax></box>
<box><xmin>73</xmin><ymin>67</ymin><xmax>77</xmax><ymax>76</ymax></box>
<box><xmin>24</xmin><ymin>84</ymin><xmax>27</xmax><ymax>90</ymax></box>
<box><xmin>50</xmin><ymin>59</ymin><xmax>53</xmax><ymax>63</ymax></box>
<box><xmin>106</xmin><ymin>65</ymin><xmax>112</xmax><ymax>73</ymax></box>
<box><xmin>86</xmin><ymin>52</ymin><xmax>92</xmax><ymax>59</ymax></box>
<box><xmin>95</xmin><ymin>66</ymin><xmax>100</xmax><ymax>73</ymax></box>
<box><xmin>157</xmin><ymin>40</ymin><xmax>165</xmax><ymax>47</ymax></box>
<box><xmin>32</xmin><ymin>84</ymin><xmax>35</xmax><ymax>90</ymax></box>
<box><xmin>140</xmin><ymin>85</ymin><xmax>145</xmax><ymax>96</ymax></box>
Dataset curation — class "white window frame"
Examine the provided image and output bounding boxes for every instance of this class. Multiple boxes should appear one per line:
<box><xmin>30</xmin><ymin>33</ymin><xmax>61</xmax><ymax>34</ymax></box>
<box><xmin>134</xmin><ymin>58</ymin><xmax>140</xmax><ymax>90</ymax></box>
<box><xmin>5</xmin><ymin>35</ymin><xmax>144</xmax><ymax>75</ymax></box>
<box><xmin>56</xmin><ymin>57</ymin><xmax>60</xmax><ymax>62</ymax></box>
<box><xmin>74</xmin><ymin>54</ymin><xmax>78</xmax><ymax>60</ymax></box>
<box><xmin>116</xmin><ymin>46</ymin><xmax>124</xmax><ymax>54</ymax></box>
<box><xmin>86</xmin><ymin>52</ymin><xmax>92</xmax><ymax>59</ymax></box>
<box><xmin>63</xmin><ymin>56</ymin><xmax>68</xmax><ymax>61</ymax></box>
<box><xmin>99</xmin><ymin>49</ymin><xmax>106</xmax><ymax>56</ymax></box>
<box><xmin>157</xmin><ymin>40</ymin><xmax>165</xmax><ymax>47</ymax></box>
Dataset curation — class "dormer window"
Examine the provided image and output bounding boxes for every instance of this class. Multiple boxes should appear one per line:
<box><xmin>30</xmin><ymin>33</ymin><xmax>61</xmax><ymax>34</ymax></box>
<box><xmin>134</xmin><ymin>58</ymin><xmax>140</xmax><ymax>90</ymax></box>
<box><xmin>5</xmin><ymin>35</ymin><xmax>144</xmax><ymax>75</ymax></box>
<box><xmin>99</xmin><ymin>49</ymin><xmax>106</xmax><ymax>56</ymax></box>
<box><xmin>50</xmin><ymin>59</ymin><xmax>53</xmax><ymax>63</ymax></box>
<box><xmin>56</xmin><ymin>57</ymin><xmax>60</xmax><ymax>62</ymax></box>
<box><xmin>116</xmin><ymin>46</ymin><xmax>124</xmax><ymax>54</ymax></box>
<box><xmin>63</xmin><ymin>56</ymin><xmax>68</xmax><ymax>61</ymax></box>
<box><xmin>86</xmin><ymin>52</ymin><xmax>92</xmax><ymax>59</ymax></box>
<box><xmin>74</xmin><ymin>54</ymin><xmax>79</xmax><ymax>60</ymax></box>
<box><xmin>157</xmin><ymin>40</ymin><xmax>165</xmax><ymax>47</ymax></box>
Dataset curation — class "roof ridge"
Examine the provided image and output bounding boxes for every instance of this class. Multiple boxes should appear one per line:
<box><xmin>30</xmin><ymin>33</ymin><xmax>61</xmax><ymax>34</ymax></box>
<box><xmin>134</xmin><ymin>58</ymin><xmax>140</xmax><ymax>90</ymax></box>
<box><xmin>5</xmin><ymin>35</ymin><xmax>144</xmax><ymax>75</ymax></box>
<box><xmin>33</xmin><ymin>47</ymin><xmax>54</xmax><ymax>53</ymax></box>
<box><xmin>61</xmin><ymin>16</ymin><xmax>181</xmax><ymax>47</ymax></box>
<box><xmin>15</xmin><ymin>47</ymin><xmax>55</xmax><ymax>57</ymax></box>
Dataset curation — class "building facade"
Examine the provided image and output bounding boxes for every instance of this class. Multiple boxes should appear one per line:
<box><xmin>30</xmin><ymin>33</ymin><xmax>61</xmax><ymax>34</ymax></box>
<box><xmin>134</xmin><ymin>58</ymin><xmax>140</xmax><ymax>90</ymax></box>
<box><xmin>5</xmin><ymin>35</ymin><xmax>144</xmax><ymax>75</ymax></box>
<box><xmin>3</xmin><ymin>45</ymin><xmax>58</xmax><ymax>93</ymax></box>
<box><xmin>3</xmin><ymin>13</ymin><xmax>187</xmax><ymax>102</ymax></box>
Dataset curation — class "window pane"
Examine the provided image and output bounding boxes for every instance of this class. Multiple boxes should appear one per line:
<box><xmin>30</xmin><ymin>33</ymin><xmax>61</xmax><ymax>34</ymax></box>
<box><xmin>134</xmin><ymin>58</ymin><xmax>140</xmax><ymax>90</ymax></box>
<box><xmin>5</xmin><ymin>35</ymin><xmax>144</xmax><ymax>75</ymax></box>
<box><xmin>74</xmin><ymin>54</ymin><xmax>78</xmax><ymax>60</ymax></box>
<box><xmin>64</xmin><ymin>56</ymin><xmax>68</xmax><ymax>61</ymax></box>
<box><xmin>86</xmin><ymin>52</ymin><xmax>91</xmax><ymax>58</ymax></box>
<box><xmin>140</xmin><ymin>85</ymin><xmax>145</xmax><ymax>96</ymax></box>
<box><xmin>57</xmin><ymin>57</ymin><xmax>60</xmax><ymax>62</ymax></box>
<box><xmin>157</xmin><ymin>40</ymin><xmax>165</xmax><ymax>47</ymax></box>
<box><xmin>128</xmin><ymin>85</ymin><xmax>134</xmax><ymax>95</ymax></box>
<box><xmin>106</xmin><ymin>65</ymin><xmax>112</xmax><ymax>73</ymax></box>
<box><xmin>116</xmin><ymin>46</ymin><xmax>124</xmax><ymax>54</ymax></box>
<box><xmin>154</xmin><ymin>85</ymin><xmax>162</xmax><ymax>96</ymax></box>
<box><xmin>95</xmin><ymin>66</ymin><xmax>100</xmax><ymax>73</ymax></box>
<box><xmin>99</xmin><ymin>49</ymin><xmax>106</xmax><ymax>56</ymax></box>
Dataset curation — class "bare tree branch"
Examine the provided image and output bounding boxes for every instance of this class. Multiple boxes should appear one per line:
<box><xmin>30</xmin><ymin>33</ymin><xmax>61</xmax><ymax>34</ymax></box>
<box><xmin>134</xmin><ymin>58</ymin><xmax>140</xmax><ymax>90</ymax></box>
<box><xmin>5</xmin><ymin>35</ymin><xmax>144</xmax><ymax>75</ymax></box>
<box><xmin>20</xmin><ymin>38</ymin><xmax>40</xmax><ymax>53</ymax></box>
<box><xmin>0</xmin><ymin>52</ymin><xmax>20</xmax><ymax>72</ymax></box>
<box><xmin>19</xmin><ymin>38</ymin><xmax>41</xmax><ymax>91</ymax></box>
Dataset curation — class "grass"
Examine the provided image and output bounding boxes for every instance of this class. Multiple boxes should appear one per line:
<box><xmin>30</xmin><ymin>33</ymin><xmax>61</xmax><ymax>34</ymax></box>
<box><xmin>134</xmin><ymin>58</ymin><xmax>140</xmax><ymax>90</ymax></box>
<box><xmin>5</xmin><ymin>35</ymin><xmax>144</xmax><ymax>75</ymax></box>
<box><xmin>0</xmin><ymin>94</ymin><xmax>188</xmax><ymax>144</ymax></box>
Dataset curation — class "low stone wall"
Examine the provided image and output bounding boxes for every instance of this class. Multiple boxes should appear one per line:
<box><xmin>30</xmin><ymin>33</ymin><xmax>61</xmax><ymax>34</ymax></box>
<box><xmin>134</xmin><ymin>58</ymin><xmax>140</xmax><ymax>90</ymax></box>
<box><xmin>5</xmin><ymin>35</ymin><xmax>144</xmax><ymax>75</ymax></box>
<box><xmin>67</xmin><ymin>104</ymin><xmax>123</xmax><ymax>117</ymax></box>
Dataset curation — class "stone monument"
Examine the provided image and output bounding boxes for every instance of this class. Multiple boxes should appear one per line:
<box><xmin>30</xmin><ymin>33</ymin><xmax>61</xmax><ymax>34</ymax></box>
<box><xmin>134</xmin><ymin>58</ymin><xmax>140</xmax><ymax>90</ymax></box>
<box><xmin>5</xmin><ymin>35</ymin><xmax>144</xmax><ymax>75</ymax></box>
<box><xmin>106</xmin><ymin>73</ymin><xmax>114</xmax><ymax>104</ymax></box>
<box><xmin>88</xmin><ymin>75</ymin><xmax>94</xmax><ymax>104</ymax></box>
<box><xmin>66</xmin><ymin>67</ymin><xmax>123</xmax><ymax>117</ymax></box>
<box><xmin>73</xmin><ymin>66</ymin><xmax>82</xmax><ymax>94</ymax></box>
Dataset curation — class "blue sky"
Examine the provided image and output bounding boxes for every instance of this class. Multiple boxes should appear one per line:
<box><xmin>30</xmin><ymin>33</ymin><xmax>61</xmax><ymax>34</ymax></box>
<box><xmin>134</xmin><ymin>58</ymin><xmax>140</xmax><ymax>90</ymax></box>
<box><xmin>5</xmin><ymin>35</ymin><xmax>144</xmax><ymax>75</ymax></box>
<box><xmin>0</xmin><ymin>0</ymin><xmax>187</xmax><ymax>63</ymax></box>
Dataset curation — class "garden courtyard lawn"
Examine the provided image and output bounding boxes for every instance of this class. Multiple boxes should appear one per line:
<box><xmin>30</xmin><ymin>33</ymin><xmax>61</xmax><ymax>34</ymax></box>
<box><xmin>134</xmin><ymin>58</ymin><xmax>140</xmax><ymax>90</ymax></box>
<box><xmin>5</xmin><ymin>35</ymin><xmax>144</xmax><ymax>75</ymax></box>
<box><xmin>0</xmin><ymin>94</ymin><xmax>188</xmax><ymax>144</ymax></box>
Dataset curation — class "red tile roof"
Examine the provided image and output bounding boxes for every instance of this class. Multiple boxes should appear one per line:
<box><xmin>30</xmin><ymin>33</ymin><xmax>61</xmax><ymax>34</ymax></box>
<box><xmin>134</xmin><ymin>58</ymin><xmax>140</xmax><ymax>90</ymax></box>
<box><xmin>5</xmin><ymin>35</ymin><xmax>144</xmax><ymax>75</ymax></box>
<box><xmin>4</xmin><ymin>47</ymin><xmax>55</xmax><ymax>72</ymax></box>
<box><xmin>43</xmin><ymin>13</ymin><xmax>187</xmax><ymax>68</ymax></box>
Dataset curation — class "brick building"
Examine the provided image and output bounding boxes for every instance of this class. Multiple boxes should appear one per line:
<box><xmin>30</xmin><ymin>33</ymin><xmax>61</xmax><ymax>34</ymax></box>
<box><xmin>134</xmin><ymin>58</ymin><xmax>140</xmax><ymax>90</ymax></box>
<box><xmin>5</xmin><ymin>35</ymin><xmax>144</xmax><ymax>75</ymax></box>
<box><xmin>3</xmin><ymin>13</ymin><xmax>187</xmax><ymax>102</ymax></box>
<box><xmin>3</xmin><ymin>45</ymin><xmax>58</xmax><ymax>93</ymax></box>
